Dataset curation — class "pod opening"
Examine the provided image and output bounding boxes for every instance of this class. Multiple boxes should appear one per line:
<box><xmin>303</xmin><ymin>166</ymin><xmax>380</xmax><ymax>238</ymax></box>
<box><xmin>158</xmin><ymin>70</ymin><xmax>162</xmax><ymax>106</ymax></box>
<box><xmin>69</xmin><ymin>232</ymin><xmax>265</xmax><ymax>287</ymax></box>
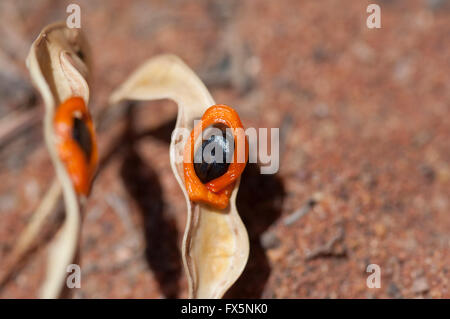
<box><xmin>72</xmin><ymin>116</ymin><xmax>93</xmax><ymax>161</ymax></box>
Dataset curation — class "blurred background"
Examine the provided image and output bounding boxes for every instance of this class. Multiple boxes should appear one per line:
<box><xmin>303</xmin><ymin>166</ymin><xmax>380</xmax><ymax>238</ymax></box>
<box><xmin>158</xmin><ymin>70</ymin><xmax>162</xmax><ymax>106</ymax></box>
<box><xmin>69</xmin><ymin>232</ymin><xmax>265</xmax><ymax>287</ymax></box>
<box><xmin>0</xmin><ymin>0</ymin><xmax>449</xmax><ymax>298</ymax></box>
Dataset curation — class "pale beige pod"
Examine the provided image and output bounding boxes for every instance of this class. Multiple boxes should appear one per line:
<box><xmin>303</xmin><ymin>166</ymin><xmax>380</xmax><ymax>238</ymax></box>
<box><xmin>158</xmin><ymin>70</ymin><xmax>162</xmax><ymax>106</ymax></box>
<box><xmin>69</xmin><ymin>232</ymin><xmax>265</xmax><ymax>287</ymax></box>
<box><xmin>25</xmin><ymin>22</ymin><xmax>92</xmax><ymax>298</ymax></box>
<box><xmin>110</xmin><ymin>54</ymin><xmax>250</xmax><ymax>298</ymax></box>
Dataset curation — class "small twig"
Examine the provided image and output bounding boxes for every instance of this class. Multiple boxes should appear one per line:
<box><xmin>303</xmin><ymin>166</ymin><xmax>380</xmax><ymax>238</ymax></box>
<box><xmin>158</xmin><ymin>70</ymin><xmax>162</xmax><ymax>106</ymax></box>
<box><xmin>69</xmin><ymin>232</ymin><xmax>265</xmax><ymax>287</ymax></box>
<box><xmin>0</xmin><ymin>108</ymin><xmax>41</xmax><ymax>148</ymax></box>
<box><xmin>0</xmin><ymin>179</ymin><xmax>62</xmax><ymax>288</ymax></box>
<box><xmin>305</xmin><ymin>226</ymin><xmax>346</xmax><ymax>261</ymax></box>
<box><xmin>284</xmin><ymin>193</ymin><xmax>322</xmax><ymax>226</ymax></box>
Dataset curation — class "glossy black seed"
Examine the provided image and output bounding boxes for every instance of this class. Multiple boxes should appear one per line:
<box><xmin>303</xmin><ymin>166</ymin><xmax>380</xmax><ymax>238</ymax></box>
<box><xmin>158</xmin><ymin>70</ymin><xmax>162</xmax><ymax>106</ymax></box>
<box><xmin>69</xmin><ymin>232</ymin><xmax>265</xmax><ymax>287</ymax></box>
<box><xmin>72</xmin><ymin>117</ymin><xmax>92</xmax><ymax>160</ymax></box>
<box><xmin>194</xmin><ymin>132</ymin><xmax>234</xmax><ymax>184</ymax></box>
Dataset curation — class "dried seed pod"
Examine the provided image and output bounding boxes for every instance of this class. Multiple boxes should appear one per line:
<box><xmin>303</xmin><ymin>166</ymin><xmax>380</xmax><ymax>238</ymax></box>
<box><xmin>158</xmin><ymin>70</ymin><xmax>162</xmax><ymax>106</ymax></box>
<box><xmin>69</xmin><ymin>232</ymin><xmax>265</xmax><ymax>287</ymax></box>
<box><xmin>26</xmin><ymin>22</ymin><xmax>96</xmax><ymax>298</ymax></box>
<box><xmin>110</xmin><ymin>55</ymin><xmax>249</xmax><ymax>298</ymax></box>
<box><xmin>183</xmin><ymin>104</ymin><xmax>248</xmax><ymax>209</ymax></box>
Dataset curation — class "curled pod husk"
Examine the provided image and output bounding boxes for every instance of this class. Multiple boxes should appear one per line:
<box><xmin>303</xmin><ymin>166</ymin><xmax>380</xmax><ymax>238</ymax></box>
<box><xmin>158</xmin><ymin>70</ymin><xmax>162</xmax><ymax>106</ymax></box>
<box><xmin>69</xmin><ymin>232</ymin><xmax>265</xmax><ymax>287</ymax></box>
<box><xmin>110</xmin><ymin>54</ymin><xmax>249</xmax><ymax>298</ymax></box>
<box><xmin>26</xmin><ymin>22</ymin><xmax>96</xmax><ymax>298</ymax></box>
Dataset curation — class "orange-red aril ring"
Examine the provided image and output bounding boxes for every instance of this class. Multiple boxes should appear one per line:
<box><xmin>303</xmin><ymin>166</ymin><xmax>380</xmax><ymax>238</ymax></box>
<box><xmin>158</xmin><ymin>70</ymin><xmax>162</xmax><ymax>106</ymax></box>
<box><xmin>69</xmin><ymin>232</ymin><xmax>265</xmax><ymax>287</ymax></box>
<box><xmin>53</xmin><ymin>97</ymin><xmax>98</xmax><ymax>196</ymax></box>
<box><xmin>183</xmin><ymin>104</ymin><xmax>248</xmax><ymax>209</ymax></box>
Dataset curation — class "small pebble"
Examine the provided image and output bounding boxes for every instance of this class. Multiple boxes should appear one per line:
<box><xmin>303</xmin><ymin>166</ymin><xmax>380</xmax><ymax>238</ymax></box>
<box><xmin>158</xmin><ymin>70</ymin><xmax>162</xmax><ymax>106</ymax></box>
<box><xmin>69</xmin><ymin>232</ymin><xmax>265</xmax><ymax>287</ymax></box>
<box><xmin>387</xmin><ymin>282</ymin><xmax>402</xmax><ymax>298</ymax></box>
<box><xmin>260</xmin><ymin>231</ymin><xmax>281</xmax><ymax>250</ymax></box>
<box><xmin>412</xmin><ymin>277</ymin><xmax>429</xmax><ymax>294</ymax></box>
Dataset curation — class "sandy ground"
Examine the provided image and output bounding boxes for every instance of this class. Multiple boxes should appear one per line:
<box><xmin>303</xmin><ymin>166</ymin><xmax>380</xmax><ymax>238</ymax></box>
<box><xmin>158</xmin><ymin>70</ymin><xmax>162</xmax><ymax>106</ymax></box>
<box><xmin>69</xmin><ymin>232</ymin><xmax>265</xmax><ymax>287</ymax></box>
<box><xmin>0</xmin><ymin>0</ymin><xmax>449</xmax><ymax>298</ymax></box>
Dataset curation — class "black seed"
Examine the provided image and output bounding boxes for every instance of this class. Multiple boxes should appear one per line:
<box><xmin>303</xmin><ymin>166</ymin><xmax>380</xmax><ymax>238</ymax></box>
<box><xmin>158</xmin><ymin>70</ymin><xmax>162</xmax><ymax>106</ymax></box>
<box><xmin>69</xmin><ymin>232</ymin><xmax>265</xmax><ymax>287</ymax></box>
<box><xmin>194</xmin><ymin>130</ymin><xmax>234</xmax><ymax>184</ymax></box>
<box><xmin>72</xmin><ymin>117</ymin><xmax>92</xmax><ymax>161</ymax></box>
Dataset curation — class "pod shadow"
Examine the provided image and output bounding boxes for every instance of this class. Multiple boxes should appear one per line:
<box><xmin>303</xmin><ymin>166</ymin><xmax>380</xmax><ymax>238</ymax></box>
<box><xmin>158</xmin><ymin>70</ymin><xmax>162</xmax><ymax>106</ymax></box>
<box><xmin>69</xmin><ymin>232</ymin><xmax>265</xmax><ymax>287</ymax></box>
<box><xmin>224</xmin><ymin>163</ymin><xmax>285</xmax><ymax>298</ymax></box>
<box><xmin>119</xmin><ymin>105</ymin><xmax>181</xmax><ymax>298</ymax></box>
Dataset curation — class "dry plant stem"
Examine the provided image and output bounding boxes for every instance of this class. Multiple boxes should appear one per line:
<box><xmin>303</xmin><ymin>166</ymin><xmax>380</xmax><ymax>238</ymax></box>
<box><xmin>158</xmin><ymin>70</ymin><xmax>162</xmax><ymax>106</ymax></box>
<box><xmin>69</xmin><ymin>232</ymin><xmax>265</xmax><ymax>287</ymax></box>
<box><xmin>110</xmin><ymin>54</ymin><xmax>249</xmax><ymax>298</ymax></box>
<box><xmin>0</xmin><ymin>179</ymin><xmax>61</xmax><ymax>287</ymax></box>
<box><xmin>26</xmin><ymin>22</ymin><xmax>91</xmax><ymax>298</ymax></box>
<box><xmin>0</xmin><ymin>106</ymin><xmax>41</xmax><ymax>147</ymax></box>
